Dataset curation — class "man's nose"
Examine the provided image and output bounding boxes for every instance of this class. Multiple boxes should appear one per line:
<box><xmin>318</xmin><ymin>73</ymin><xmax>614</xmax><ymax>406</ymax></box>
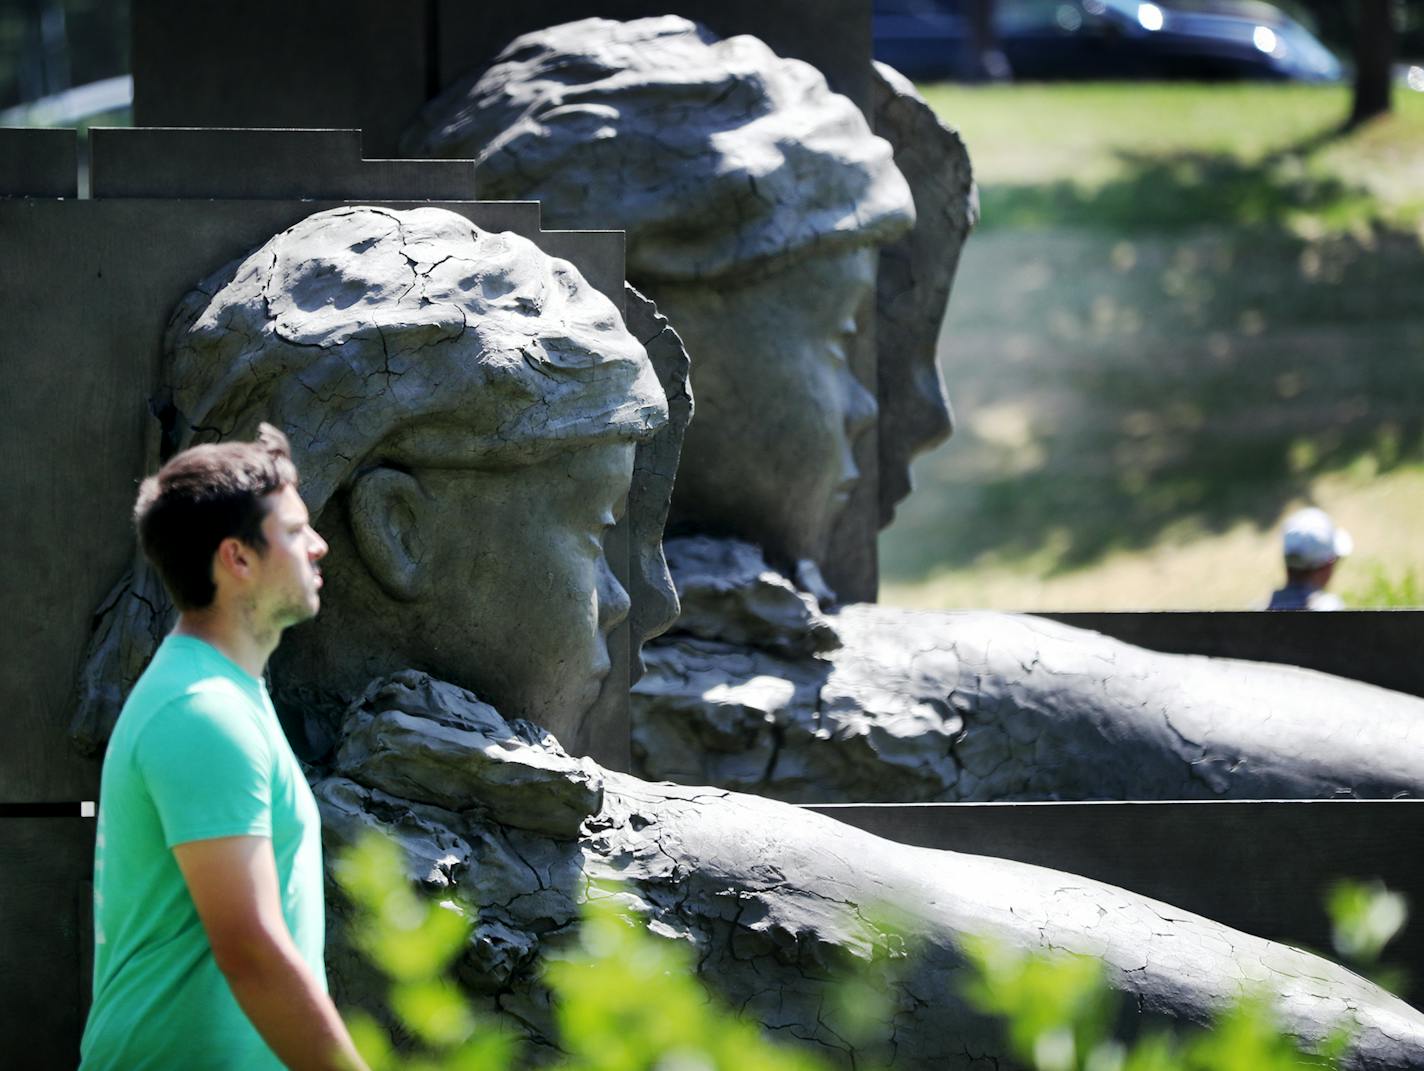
<box><xmin>310</xmin><ymin>528</ymin><xmax>329</xmax><ymax>561</ymax></box>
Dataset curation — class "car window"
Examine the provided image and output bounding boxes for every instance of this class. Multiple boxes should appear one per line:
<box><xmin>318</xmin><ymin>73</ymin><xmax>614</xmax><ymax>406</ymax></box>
<box><xmin>999</xmin><ymin>1</ymin><xmax>1125</xmax><ymax>33</ymax></box>
<box><xmin>1167</xmin><ymin>1</ymin><xmax>1288</xmax><ymax>23</ymax></box>
<box><xmin>874</xmin><ymin>0</ymin><xmax>960</xmax><ymax>16</ymax></box>
<box><xmin>998</xmin><ymin>1</ymin><xmax>1071</xmax><ymax>32</ymax></box>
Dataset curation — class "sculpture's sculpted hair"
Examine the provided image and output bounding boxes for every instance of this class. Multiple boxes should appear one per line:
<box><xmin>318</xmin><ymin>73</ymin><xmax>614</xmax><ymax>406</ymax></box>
<box><xmin>403</xmin><ymin>15</ymin><xmax>916</xmax><ymax>282</ymax></box>
<box><xmin>73</xmin><ymin>205</ymin><xmax>667</xmax><ymax>750</ymax></box>
<box><xmin>134</xmin><ymin>423</ymin><xmax>298</xmax><ymax>611</ymax></box>
<box><xmin>162</xmin><ymin>205</ymin><xmax>665</xmax><ymax>512</ymax></box>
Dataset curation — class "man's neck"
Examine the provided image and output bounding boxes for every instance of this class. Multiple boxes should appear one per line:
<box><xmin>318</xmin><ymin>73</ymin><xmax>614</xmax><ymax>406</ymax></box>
<box><xmin>173</xmin><ymin>608</ymin><xmax>278</xmax><ymax>681</ymax></box>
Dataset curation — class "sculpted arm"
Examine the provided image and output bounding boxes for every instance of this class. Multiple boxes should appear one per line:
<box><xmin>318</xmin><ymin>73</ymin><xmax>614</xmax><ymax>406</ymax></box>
<box><xmin>173</xmin><ymin>835</ymin><xmax>368</xmax><ymax>1071</ymax></box>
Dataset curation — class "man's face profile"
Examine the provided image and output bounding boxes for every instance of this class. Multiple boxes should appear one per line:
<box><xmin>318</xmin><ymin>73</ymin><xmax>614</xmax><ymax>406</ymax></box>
<box><xmin>245</xmin><ymin>484</ymin><xmax>328</xmax><ymax>630</ymax></box>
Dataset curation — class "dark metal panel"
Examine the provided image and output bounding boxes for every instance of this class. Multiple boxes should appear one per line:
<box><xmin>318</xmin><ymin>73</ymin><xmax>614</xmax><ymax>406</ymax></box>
<box><xmin>132</xmin><ymin>0</ymin><xmax>433</xmax><ymax>158</ymax></box>
<box><xmin>90</xmin><ymin>128</ymin><xmax>476</xmax><ymax>201</ymax></box>
<box><xmin>0</xmin><ymin>127</ymin><xmax>77</xmax><ymax>198</ymax></box>
<box><xmin>0</xmin><ymin>818</ymin><xmax>94</xmax><ymax>1069</ymax></box>
<box><xmin>811</xmin><ymin>800</ymin><xmax>1424</xmax><ymax>975</ymax></box>
<box><xmin>1044</xmin><ymin>610</ymin><xmax>1424</xmax><ymax>698</ymax></box>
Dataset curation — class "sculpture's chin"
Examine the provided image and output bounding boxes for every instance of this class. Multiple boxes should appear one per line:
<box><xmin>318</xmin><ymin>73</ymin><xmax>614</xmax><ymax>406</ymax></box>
<box><xmin>511</xmin><ymin>671</ymin><xmax>608</xmax><ymax>750</ymax></box>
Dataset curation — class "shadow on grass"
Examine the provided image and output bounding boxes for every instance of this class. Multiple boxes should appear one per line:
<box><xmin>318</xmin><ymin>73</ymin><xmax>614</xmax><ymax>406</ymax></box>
<box><xmin>884</xmin><ymin>206</ymin><xmax>1424</xmax><ymax>583</ymax></box>
<box><xmin>980</xmin><ymin>125</ymin><xmax>1373</xmax><ymax>233</ymax></box>
<box><xmin>942</xmin><ymin>413</ymin><xmax>1424</xmax><ymax>580</ymax></box>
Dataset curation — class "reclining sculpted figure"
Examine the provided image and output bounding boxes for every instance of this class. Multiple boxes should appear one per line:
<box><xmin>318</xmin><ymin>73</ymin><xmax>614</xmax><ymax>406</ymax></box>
<box><xmin>406</xmin><ymin>15</ymin><xmax>1424</xmax><ymax>802</ymax></box>
<box><xmin>74</xmin><ymin>205</ymin><xmax>1424</xmax><ymax>1068</ymax></box>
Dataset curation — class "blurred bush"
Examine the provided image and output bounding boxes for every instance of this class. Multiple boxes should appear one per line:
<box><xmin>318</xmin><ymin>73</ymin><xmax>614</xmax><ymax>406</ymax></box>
<box><xmin>334</xmin><ymin>830</ymin><xmax>1407</xmax><ymax>1071</ymax></box>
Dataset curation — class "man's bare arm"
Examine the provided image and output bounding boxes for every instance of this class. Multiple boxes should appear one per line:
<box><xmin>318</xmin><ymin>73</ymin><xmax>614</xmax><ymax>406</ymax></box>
<box><xmin>173</xmin><ymin>835</ymin><xmax>368</xmax><ymax>1071</ymax></box>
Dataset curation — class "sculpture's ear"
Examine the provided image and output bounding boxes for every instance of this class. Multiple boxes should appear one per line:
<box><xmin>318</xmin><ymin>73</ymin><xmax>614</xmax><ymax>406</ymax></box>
<box><xmin>348</xmin><ymin>467</ymin><xmax>432</xmax><ymax>602</ymax></box>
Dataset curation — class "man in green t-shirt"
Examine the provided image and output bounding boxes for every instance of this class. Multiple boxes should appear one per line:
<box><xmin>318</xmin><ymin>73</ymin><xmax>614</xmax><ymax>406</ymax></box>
<box><xmin>81</xmin><ymin>424</ymin><xmax>367</xmax><ymax>1071</ymax></box>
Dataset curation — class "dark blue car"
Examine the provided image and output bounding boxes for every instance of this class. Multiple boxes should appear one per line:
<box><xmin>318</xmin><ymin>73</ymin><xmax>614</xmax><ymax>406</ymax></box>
<box><xmin>873</xmin><ymin>0</ymin><xmax>977</xmax><ymax>81</ymax></box>
<box><xmin>873</xmin><ymin>0</ymin><xmax>1343</xmax><ymax>83</ymax></box>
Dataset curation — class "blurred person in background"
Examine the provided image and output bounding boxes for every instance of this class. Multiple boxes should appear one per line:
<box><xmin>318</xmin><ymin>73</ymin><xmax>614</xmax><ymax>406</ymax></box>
<box><xmin>1266</xmin><ymin>506</ymin><xmax>1353</xmax><ymax>610</ymax></box>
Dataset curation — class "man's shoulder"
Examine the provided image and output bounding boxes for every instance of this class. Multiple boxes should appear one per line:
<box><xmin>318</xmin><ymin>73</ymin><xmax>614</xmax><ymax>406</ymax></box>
<box><xmin>134</xmin><ymin>677</ymin><xmax>260</xmax><ymax>729</ymax></box>
<box><xmin>126</xmin><ymin>640</ymin><xmax>261</xmax><ymax>717</ymax></box>
<box><xmin>118</xmin><ymin>674</ymin><xmax>239</xmax><ymax>736</ymax></box>
<box><xmin>114</xmin><ymin>655</ymin><xmax>270</xmax><ymax>769</ymax></box>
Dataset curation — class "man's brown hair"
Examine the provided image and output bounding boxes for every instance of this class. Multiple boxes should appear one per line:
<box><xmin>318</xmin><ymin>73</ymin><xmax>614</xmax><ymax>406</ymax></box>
<box><xmin>134</xmin><ymin>423</ymin><xmax>299</xmax><ymax>611</ymax></box>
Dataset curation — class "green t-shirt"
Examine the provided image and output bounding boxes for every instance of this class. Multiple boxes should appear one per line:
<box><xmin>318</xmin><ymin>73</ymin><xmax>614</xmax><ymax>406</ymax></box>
<box><xmin>80</xmin><ymin>635</ymin><xmax>326</xmax><ymax>1070</ymax></box>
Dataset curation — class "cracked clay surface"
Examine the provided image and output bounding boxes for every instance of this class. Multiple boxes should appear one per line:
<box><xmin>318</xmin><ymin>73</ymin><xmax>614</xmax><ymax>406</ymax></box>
<box><xmin>313</xmin><ymin>668</ymin><xmax>1424</xmax><ymax>1070</ymax></box>
<box><xmin>633</xmin><ymin>537</ymin><xmax>1424</xmax><ymax>803</ymax></box>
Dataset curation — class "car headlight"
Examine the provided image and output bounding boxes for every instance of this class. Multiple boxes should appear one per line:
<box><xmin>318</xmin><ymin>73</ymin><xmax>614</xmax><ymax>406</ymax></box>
<box><xmin>1252</xmin><ymin>25</ymin><xmax>1285</xmax><ymax>58</ymax></box>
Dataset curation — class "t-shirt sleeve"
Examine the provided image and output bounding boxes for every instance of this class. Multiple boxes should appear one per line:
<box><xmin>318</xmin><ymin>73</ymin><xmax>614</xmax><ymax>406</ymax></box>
<box><xmin>133</xmin><ymin>688</ymin><xmax>275</xmax><ymax>847</ymax></box>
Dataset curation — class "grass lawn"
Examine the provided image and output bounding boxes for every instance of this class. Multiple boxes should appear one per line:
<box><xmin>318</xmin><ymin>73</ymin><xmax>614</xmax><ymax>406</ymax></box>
<box><xmin>917</xmin><ymin>82</ymin><xmax>1424</xmax><ymax>234</ymax></box>
<box><xmin>878</xmin><ymin>83</ymin><xmax>1424</xmax><ymax>610</ymax></box>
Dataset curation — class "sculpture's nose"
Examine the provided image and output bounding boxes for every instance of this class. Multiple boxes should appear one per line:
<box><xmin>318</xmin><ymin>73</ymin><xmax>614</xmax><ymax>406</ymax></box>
<box><xmin>596</xmin><ymin>557</ymin><xmax>632</xmax><ymax>634</ymax></box>
<box><xmin>911</xmin><ymin>360</ymin><xmax>955</xmax><ymax>449</ymax></box>
<box><xmin>633</xmin><ymin>551</ymin><xmax>680</xmax><ymax>647</ymax></box>
<box><xmin>845</xmin><ymin>371</ymin><xmax>878</xmax><ymax>443</ymax></box>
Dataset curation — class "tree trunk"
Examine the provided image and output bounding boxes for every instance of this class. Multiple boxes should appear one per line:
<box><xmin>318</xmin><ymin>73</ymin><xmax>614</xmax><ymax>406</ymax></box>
<box><xmin>1351</xmin><ymin>0</ymin><xmax>1395</xmax><ymax>127</ymax></box>
<box><xmin>965</xmin><ymin>0</ymin><xmax>1009</xmax><ymax>82</ymax></box>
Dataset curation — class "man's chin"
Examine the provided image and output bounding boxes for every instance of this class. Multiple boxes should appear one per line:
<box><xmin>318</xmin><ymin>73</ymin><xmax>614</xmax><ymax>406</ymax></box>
<box><xmin>277</xmin><ymin>599</ymin><xmax>321</xmax><ymax>630</ymax></box>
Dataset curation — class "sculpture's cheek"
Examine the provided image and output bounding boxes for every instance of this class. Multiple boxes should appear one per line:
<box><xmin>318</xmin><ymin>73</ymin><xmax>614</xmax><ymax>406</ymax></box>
<box><xmin>408</xmin><ymin>458</ymin><xmax>620</xmax><ymax>733</ymax></box>
<box><xmin>655</xmin><ymin>306</ymin><xmax>851</xmax><ymax>563</ymax></box>
<box><xmin>652</xmin><ymin>251</ymin><xmax>877</xmax><ymax>567</ymax></box>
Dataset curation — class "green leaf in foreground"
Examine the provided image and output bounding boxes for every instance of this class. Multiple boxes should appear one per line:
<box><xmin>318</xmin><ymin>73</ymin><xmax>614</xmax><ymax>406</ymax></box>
<box><xmin>961</xmin><ymin>936</ymin><xmax>1115</xmax><ymax>1071</ymax></box>
<box><xmin>334</xmin><ymin>833</ymin><xmax>472</xmax><ymax>983</ymax></box>
<box><xmin>333</xmin><ymin>829</ymin><xmax>1405</xmax><ymax>1071</ymax></box>
<box><xmin>545</xmin><ymin>893</ymin><xmax>829</xmax><ymax>1071</ymax></box>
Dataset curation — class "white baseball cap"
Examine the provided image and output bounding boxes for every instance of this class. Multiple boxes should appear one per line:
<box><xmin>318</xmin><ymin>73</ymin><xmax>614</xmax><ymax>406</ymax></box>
<box><xmin>1283</xmin><ymin>507</ymin><xmax>1353</xmax><ymax>570</ymax></box>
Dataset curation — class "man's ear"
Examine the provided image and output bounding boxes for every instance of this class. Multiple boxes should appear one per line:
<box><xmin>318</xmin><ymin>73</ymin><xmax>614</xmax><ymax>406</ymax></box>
<box><xmin>213</xmin><ymin>537</ymin><xmax>257</xmax><ymax>583</ymax></box>
<box><xmin>348</xmin><ymin>467</ymin><xmax>432</xmax><ymax>602</ymax></box>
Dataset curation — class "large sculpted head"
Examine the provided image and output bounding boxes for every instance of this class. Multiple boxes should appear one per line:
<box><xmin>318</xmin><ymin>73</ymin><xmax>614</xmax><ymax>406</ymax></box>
<box><xmin>76</xmin><ymin>205</ymin><xmax>669</xmax><ymax>754</ymax></box>
<box><xmin>405</xmin><ymin>16</ymin><xmax>934</xmax><ymax>574</ymax></box>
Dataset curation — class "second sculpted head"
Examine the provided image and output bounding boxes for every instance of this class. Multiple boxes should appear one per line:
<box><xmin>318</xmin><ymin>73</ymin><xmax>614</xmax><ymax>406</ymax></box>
<box><xmin>406</xmin><ymin>16</ymin><xmax>928</xmax><ymax>575</ymax></box>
